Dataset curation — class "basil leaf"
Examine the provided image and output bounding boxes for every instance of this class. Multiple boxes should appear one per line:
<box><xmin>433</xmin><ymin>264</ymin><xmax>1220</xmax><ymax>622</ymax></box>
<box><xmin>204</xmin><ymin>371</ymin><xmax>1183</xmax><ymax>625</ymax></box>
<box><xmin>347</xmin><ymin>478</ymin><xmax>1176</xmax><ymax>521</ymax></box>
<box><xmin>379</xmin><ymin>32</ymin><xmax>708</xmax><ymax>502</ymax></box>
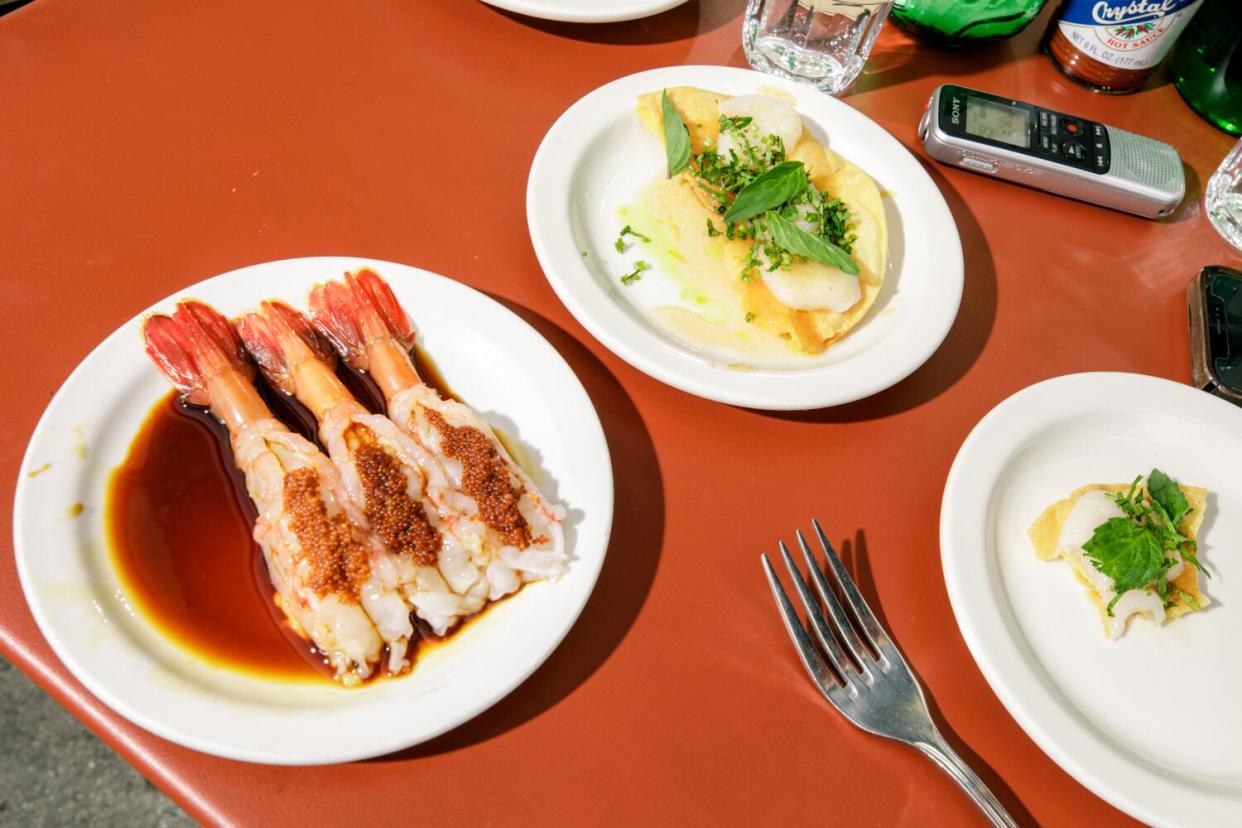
<box><xmin>1147</xmin><ymin>468</ymin><xmax>1190</xmax><ymax>528</ymax></box>
<box><xmin>661</xmin><ymin>90</ymin><xmax>691</xmax><ymax>178</ymax></box>
<box><xmin>723</xmin><ymin>161</ymin><xmax>806</xmax><ymax>224</ymax></box>
<box><xmin>1082</xmin><ymin>517</ymin><xmax>1167</xmax><ymax>613</ymax></box>
<box><xmin>764</xmin><ymin>211</ymin><xmax>859</xmax><ymax>275</ymax></box>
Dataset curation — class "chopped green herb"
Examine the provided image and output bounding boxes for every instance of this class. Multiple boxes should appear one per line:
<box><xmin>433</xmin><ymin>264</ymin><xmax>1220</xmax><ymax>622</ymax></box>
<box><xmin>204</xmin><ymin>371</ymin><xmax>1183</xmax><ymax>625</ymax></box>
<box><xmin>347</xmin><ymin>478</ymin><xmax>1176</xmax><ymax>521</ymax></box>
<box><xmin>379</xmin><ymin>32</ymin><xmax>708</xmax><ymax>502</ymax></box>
<box><xmin>1180</xmin><ymin>544</ymin><xmax>1206</xmax><ymax>576</ymax></box>
<box><xmin>615</xmin><ymin>224</ymin><xmax>652</xmax><ymax>253</ymax></box>
<box><xmin>1083</xmin><ymin>469</ymin><xmax>1207</xmax><ymax>616</ymax></box>
<box><xmin>819</xmin><ymin>197</ymin><xmax>856</xmax><ymax>252</ymax></box>
<box><xmin>1110</xmin><ymin>469</ymin><xmax>1207</xmax><ymax>577</ymax></box>
<box><xmin>739</xmin><ymin>245</ymin><xmax>761</xmax><ymax>282</ymax></box>
<box><xmin>1172</xmin><ymin>585</ymin><xmax>1201</xmax><ymax>611</ymax></box>
<box><xmin>691</xmin><ymin>129</ymin><xmax>786</xmax><ymax>216</ymax></box>
<box><xmin>719</xmin><ymin>114</ymin><xmax>753</xmax><ymax>133</ymax></box>
<box><xmin>1156</xmin><ymin>565</ymin><xmax>1170</xmax><ymax>602</ymax></box>
<box><xmin>661</xmin><ymin>90</ymin><xmax>691</xmax><ymax>177</ymax></box>
<box><xmin>745</xmin><ymin>312</ymin><xmax>756</xmax><ymax>323</ymax></box>
<box><xmin>705</xmin><ymin>219</ymin><xmax>721</xmax><ymax>237</ymax></box>
<box><xmin>621</xmin><ymin>260</ymin><xmax>650</xmax><ymax>285</ymax></box>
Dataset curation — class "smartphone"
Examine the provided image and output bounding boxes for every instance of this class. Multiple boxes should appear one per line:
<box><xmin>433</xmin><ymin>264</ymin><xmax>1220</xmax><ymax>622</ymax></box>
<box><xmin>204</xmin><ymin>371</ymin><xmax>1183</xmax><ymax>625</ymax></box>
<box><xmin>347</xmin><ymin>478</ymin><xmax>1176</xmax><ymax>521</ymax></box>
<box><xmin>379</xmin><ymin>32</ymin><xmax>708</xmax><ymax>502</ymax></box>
<box><xmin>1188</xmin><ymin>266</ymin><xmax>1242</xmax><ymax>405</ymax></box>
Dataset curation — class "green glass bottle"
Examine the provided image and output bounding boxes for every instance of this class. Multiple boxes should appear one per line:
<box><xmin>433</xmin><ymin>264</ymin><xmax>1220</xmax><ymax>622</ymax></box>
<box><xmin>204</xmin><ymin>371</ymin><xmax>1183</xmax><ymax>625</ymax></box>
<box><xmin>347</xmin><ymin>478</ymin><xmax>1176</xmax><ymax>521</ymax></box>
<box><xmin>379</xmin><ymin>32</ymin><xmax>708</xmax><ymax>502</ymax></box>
<box><xmin>890</xmin><ymin>0</ymin><xmax>1050</xmax><ymax>47</ymax></box>
<box><xmin>1170</xmin><ymin>0</ymin><xmax>1242</xmax><ymax>135</ymax></box>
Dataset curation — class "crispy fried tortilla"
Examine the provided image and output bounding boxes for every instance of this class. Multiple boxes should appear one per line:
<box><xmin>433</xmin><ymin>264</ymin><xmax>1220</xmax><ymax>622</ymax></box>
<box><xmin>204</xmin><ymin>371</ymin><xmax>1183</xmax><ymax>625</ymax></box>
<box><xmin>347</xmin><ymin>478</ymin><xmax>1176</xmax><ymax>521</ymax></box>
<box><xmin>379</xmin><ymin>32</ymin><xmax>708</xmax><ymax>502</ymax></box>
<box><xmin>636</xmin><ymin>86</ymin><xmax>887</xmax><ymax>354</ymax></box>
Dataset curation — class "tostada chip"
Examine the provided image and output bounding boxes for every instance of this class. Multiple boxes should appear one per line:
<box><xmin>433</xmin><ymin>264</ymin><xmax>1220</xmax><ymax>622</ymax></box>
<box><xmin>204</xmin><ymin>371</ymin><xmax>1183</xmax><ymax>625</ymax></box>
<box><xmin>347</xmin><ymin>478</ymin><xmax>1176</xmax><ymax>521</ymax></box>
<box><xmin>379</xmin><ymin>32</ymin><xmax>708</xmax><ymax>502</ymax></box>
<box><xmin>636</xmin><ymin>87</ymin><xmax>887</xmax><ymax>355</ymax></box>
<box><xmin>1028</xmin><ymin>469</ymin><xmax>1210</xmax><ymax>639</ymax></box>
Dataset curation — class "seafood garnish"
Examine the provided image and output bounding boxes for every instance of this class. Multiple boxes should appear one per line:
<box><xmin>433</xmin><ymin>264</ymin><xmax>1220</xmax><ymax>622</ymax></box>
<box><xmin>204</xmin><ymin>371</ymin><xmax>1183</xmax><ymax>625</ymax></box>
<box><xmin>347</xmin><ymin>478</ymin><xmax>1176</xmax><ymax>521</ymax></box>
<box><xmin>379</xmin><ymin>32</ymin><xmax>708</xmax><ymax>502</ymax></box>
<box><xmin>1028</xmin><ymin>469</ymin><xmax>1211</xmax><ymax>639</ymax></box>
<box><xmin>309</xmin><ymin>269</ymin><xmax>568</xmax><ymax>600</ymax></box>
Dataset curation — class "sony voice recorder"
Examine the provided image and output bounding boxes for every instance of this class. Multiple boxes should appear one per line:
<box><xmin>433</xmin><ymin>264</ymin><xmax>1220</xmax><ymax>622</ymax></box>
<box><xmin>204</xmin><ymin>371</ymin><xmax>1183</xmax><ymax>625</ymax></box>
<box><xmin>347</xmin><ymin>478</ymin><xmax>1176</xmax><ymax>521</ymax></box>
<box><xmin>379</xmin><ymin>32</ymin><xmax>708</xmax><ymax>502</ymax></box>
<box><xmin>920</xmin><ymin>84</ymin><xmax>1185</xmax><ymax>219</ymax></box>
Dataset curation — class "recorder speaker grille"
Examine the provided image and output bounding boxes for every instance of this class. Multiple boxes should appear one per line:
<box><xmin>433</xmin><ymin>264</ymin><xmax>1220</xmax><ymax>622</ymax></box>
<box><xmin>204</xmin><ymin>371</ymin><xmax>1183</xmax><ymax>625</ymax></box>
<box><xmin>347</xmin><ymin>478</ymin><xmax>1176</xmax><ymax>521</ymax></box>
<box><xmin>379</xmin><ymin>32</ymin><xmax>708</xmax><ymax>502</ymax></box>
<box><xmin>1108</xmin><ymin>127</ymin><xmax>1183</xmax><ymax>193</ymax></box>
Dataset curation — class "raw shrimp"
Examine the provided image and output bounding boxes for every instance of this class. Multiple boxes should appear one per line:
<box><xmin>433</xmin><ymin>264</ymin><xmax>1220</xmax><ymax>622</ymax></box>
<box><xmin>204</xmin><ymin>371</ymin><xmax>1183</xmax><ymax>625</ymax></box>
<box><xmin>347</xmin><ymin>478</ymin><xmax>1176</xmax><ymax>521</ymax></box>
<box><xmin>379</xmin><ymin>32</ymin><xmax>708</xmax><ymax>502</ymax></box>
<box><xmin>308</xmin><ymin>269</ymin><xmax>567</xmax><ymax>600</ymax></box>
<box><xmin>144</xmin><ymin>301</ymin><xmax>394</xmax><ymax>683</ymax></box>
<box><xmin>235</xmin><ymin>301</ymin><xmax>488</xmax><ymax>634</ymax></box>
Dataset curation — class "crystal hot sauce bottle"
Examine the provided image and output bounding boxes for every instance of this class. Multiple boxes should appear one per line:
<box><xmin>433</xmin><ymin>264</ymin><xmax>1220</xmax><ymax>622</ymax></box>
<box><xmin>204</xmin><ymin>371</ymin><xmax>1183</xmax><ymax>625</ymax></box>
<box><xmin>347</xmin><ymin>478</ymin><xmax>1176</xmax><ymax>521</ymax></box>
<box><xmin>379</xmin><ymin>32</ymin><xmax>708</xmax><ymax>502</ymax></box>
<box><xmin>1046</xmin><ymin>0</ymin><xmax>1205</xmax><ymax>93</ymax></box>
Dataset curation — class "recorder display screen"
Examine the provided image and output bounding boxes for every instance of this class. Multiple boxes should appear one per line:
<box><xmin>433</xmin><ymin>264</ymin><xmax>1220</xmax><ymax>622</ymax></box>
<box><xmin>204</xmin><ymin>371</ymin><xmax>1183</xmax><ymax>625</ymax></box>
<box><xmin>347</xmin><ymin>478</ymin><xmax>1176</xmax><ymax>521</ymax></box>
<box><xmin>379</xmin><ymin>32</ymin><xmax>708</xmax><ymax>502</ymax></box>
<box><xmin>965</xmin><ymin>98</ymin><xmax>1031</xmax><ymax>148</ymax></box>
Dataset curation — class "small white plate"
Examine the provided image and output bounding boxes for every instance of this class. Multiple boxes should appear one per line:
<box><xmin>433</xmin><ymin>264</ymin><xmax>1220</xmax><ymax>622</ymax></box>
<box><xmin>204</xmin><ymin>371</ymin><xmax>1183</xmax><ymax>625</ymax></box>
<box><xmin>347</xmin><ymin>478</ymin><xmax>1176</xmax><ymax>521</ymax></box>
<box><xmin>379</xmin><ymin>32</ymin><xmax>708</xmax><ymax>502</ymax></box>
<box><xmin>13</xmin><ymin>257</ymin><xmax>613</xmax><ymax>764</ymax></box>
<box><xmin>479</xmin><ymin>0</ymin><xmax>687</xmax><ymax>23</ymax></box>
<box><xmin>941</xmin><ymin>372</ymin><xmax>1242</xmax><ymax>827</ymax></box>
<box><xmin>527</xmin><ymin>65</ymin><xmax>962</xmax><ymax>410</ymax></box>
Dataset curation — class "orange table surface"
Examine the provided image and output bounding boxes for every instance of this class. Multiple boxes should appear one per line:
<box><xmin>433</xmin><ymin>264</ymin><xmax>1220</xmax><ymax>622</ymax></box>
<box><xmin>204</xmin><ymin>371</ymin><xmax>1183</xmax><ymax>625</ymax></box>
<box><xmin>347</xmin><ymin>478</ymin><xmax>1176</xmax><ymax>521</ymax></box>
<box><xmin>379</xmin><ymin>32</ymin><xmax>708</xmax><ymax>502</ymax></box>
<box><xmin>2</xmin><ymin>1</ymin><xmax>1238</xmax><ymax>825</ymax></box>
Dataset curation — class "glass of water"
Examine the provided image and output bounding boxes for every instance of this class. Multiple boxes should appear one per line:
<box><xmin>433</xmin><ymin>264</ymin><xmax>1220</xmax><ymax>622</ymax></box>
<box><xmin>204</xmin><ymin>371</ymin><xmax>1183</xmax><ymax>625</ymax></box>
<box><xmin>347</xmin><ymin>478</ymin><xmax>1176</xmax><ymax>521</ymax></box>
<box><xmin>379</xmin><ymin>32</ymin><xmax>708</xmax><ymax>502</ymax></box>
<box><xmin>742</xmin><ymin>0</ymin><xmax>894</xmax><ymax>95</ymax></box>
<box><xmin>1207</xmin><ymin>137</ymin><xmax>1242</xmax><ymax>250</ymax></box>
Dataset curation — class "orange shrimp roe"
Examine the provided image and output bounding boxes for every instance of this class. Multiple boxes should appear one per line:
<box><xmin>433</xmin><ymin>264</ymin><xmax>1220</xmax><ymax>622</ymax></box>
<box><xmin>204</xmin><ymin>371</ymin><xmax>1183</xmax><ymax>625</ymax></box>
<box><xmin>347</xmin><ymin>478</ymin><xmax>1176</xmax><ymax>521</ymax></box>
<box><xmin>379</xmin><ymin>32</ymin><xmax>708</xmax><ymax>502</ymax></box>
<box><xmin>424</xmin><ymin>409</ymin><xmax>530</xmax><ymax>549</ymax></box>
<box><xmin>348</xmin><ymin>425</ymin><xmax>440</xmax><ymax>566</ymax></box>
<box><xmin>283</xmin><ymin>467</ymin><xmax>371</xmax><ymax>598</ymax></box>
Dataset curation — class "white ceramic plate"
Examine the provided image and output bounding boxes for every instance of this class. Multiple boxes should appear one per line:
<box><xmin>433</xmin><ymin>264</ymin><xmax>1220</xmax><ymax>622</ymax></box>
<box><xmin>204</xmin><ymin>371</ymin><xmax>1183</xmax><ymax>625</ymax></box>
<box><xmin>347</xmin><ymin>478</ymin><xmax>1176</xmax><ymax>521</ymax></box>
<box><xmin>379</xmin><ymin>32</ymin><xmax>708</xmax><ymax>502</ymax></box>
<box><xmin>13</xmin><ymin>257</ymin><xmax>613</xmax><ymax>764</ymax></box>
<box><xmin>479</xmin><ymin>0</ymin><xmax>687</xmax><ymax>23</ymax></box>
<box><xmin>527</xmin><ymin>65</ymin><xmax>962</xmax><ymax>410</ymax></box>
<box><xmin>941</xmin><ymin>372</ymin><xmax>1242</xmax><ymax>827</ymax></box>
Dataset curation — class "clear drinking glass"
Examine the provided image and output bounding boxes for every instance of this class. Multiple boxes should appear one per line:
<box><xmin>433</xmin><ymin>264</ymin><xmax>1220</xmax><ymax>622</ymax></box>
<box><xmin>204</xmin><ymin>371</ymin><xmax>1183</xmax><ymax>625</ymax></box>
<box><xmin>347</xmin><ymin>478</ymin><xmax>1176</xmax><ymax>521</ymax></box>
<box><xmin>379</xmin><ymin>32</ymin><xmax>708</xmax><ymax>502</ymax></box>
<box><xmin>1206</xmin><ymin>136</ymin><xmax>1242</xmax><ymax>250</ymax></box>
<box><xmin>742</xmin><ymin>0</ymin><xmax>894</xmax><ymax>95</ymax></box>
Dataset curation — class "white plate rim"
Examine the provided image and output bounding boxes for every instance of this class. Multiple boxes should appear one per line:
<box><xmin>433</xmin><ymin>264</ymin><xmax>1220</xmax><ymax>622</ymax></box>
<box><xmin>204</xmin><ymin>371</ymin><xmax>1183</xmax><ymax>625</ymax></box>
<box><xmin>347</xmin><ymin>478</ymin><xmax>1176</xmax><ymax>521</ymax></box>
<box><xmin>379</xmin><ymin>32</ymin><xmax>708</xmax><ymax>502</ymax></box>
<box><xmin>12</xmin><ymin>256</ymin><xmax>614</xmax><ymax>764</ymax></box>
<box><xmin>940</xmin><ymin>371</ymin><xmax>1242</xmax><ymax>826</ymax></box>
<box><xmin>526</xmin><ymin>64</ymin><xmax>963</xmax><ymax>410</ymax></box>
<box><xmin>478</xmin><ymin>0</ymin><xmax>688</xmax><ymax>23</ymax></box>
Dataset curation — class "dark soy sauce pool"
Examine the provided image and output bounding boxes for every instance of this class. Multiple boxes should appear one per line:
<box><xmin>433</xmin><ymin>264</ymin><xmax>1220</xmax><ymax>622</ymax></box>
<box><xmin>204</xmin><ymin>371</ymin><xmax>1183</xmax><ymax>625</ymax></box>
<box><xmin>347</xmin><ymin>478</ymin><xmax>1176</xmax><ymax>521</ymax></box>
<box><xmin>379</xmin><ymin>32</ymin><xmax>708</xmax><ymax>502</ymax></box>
<box><xmin>106</xmin><ymin>348</ymin><xmax>490</xmax><ymax>684</ymax></box>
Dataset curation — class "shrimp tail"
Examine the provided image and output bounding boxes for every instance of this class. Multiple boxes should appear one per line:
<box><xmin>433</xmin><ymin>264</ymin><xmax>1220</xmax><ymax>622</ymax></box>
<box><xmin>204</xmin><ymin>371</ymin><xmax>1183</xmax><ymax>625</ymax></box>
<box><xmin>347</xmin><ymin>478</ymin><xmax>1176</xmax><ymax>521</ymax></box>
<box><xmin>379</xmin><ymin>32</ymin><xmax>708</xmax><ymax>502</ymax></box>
<box><xmin>236</xmin><ymin>301</ymin><xmax>336</xmax><ymax>395</ymax></box>
<box><xmin>308</xmin><ymin>268</ymin><xmax>416</xmax><ymax>371</ymax></box>
<box><xmin>350</xmin><ymin>268</ymin><xmax>416</xmax><ymax>348</ymax></box>
<box><xmin>143</xmin><ymin>301</ymin><xmax>254</xmax><ymax>406</ymax></box>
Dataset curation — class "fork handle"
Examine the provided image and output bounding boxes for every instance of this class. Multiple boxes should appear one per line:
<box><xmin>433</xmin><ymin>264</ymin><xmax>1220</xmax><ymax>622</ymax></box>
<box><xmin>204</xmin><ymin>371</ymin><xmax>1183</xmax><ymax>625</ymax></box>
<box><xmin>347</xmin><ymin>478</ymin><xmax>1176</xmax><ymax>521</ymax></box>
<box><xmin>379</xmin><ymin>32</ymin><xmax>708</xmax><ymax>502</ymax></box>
<box><xmin>915</xmin><ymin>731</ymin><xmax>1018</xmax><ymax>828</ymax></box>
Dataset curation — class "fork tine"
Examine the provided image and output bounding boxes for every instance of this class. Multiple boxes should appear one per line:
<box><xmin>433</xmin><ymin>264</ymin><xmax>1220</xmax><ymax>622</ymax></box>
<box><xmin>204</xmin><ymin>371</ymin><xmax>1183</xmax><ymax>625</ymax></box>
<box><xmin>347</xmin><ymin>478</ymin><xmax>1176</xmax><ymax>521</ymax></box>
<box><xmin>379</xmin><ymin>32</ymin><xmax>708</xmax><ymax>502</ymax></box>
<box><xmin>760</xmin><ymin>554</ymin><xmax>841</xmax><ymax>700</ymax></box>
<box><xmin>777</xmin><ymin>541</ymin><xmax>855</xmax><ymax>690</ymax></box>
<box><xmin>796</xmin><ymin>529</ymin><xmax>872</xmax><ymax>676</ymax></box>
<box><xmin>812</xmin><ymin>520</ymin><xmax>892</xmax><ymax>657</ymax></box>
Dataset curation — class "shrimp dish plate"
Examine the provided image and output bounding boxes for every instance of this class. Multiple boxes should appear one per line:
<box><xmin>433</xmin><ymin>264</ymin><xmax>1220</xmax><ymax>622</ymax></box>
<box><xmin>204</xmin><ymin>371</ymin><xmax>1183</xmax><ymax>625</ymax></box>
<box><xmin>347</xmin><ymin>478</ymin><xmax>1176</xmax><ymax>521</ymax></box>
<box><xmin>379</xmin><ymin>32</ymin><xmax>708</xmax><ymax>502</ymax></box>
<box><xmin>940</xmin><ymin>372</ymin><xmax>1242</xmax><ymax>827</ymax></box>
<box><xmin>477</xmin><ymin>0</ymin><xmax>687</xmax><ymax>23</ymax></box>
<box><xmin>13</xmin><ymin>256</ymin><xmax>613</xmax><ymax>764</ymax></box>
<box><xmin>527</xmin><ymin>65</ymin><xmax>962</xmax><ymax>410</ymax></box>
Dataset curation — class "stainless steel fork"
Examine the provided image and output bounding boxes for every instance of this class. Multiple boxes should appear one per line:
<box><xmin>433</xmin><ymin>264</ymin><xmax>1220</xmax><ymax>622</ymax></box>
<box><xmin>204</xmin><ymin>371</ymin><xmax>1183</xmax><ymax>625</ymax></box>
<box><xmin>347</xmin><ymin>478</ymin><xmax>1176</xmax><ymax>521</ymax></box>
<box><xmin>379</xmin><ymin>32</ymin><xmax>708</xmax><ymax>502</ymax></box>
<box><xmin>761</xmin><ymin>520</ymin><xmax>1017</xmax><ymax>828</ymax></box>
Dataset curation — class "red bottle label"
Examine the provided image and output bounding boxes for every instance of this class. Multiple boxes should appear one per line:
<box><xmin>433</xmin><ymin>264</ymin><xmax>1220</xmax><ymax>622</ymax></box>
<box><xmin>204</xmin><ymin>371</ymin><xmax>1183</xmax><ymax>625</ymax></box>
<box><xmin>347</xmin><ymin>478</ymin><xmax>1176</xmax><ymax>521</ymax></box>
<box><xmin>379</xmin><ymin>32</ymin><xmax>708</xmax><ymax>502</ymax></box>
<box><xmin>1056</xmin><ymin>0</ymin><xmax>1204</xmax><ymax>70</ymax></box>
